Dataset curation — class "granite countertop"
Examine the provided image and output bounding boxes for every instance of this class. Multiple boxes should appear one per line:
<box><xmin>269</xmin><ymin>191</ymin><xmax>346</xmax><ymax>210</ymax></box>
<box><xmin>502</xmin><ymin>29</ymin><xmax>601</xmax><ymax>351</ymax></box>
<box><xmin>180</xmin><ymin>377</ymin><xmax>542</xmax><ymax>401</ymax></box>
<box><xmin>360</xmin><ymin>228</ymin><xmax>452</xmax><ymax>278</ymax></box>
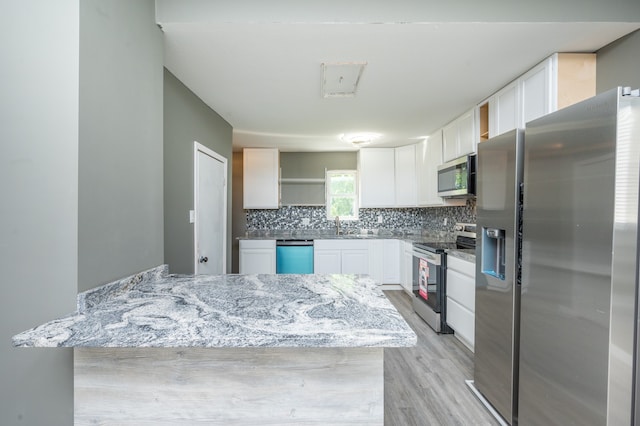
<box><xmin>239</xmin><ymin>229</ymin><xmax>454</xmax><ymax>244</ymax></box>
<box><xmin>239</xmin><ymin>230</ymin><xmax>409</xmax><ymax>240</ymax></box>
<box><xmin>12</xmin><ymin>265</ymin><xmax>416</xmax><ymax>349</ymax></box>
<box><xmin>446</xmin><ymin>248</ymin><xmax>476</xmax><ymax>262</ymax></box>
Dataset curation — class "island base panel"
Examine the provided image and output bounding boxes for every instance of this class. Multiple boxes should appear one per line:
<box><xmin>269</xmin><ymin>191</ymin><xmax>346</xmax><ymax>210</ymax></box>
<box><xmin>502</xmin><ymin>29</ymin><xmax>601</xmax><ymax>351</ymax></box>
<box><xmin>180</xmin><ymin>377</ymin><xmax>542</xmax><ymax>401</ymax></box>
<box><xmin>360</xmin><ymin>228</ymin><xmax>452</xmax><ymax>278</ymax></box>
<box><xmin>74</xmin><ymin>347</ymin><xmax>383</xmax><ymax>425</ymax></box>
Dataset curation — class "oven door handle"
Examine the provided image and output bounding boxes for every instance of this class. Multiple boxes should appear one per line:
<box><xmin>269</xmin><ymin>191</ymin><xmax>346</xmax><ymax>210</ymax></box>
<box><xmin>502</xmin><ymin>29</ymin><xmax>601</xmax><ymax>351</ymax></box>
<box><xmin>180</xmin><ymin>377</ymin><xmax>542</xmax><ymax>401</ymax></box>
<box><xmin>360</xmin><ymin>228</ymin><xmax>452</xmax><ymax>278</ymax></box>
<box><xmin>412</xmin><ymin>250</ymin><xmax>441</xmax><ymax>265</ymax></box>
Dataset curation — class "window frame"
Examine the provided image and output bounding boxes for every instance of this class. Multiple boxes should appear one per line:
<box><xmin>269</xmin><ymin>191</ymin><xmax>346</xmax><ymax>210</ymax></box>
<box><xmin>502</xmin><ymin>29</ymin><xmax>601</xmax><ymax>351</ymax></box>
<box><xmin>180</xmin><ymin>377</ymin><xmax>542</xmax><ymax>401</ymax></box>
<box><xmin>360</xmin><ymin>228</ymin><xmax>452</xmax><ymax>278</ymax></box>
<box><xmin>325</xmin><ymin>169</ymin><xmax>359</xmax><ymax>221</ymax></box>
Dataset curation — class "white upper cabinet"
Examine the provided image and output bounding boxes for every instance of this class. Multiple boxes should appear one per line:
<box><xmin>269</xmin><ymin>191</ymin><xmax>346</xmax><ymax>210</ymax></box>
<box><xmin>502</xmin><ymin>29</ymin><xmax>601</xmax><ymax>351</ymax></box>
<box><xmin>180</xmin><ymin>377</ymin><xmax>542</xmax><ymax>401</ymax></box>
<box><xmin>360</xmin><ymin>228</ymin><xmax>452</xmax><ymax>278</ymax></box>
<box><xmin>520</xmin><ymin>58</ymin><xmax>553</xmax><ymax>125</ymax></box>
<box><xmin>522</xmin><ymin>53</ymin><xmax>596</xmax><ymax>126</ymax></box>
<box><xmin>488</xmin><ymin>80</ymin><xmax>521</xmax><ymax>138</ymax></box>
<box><xmin>417</xmin><ymin>132</ymin><xmax>443</xmax><ymax>207</ymax></box>
<box><xmin>457</xmin><ymin>109</ymin><xmax>476</xmax><ymax>158</ymax></box>
<box><xmin>394</xmin><ymin>144</ymin><xmax>417</xmax><ymax>207</ymax></box>
<box><xmin>358</xmin><ymin>148</ymin><xmax>395</xmax><ymax>208</ymax></box>
<box><xmin>442</xmin><ymin>107</ymin><xmax>477</xmax><ymax>163</ymax></box>
<box><xmin>359</xmin><ymin>145</ymin><xmax>420</xmax><ymax>208</ymax></box>
<box><xmin>487</xmin><ymin>53</ymin><xmax>596</xmax><ymax>138</ymax></box>
<box><xmin>243</xmin><ymin>148</ymin><xmax>279</xmax><ymax>209</ymax></box>
<box><xmin>442</xmin><ymin>120</ymin><xmax>458</xmax><ymax>163</ymax></box>
<box><xmin>417</xmin><ymin>132</ymin><xmax>466</xmax><ymax>207</ymax></box>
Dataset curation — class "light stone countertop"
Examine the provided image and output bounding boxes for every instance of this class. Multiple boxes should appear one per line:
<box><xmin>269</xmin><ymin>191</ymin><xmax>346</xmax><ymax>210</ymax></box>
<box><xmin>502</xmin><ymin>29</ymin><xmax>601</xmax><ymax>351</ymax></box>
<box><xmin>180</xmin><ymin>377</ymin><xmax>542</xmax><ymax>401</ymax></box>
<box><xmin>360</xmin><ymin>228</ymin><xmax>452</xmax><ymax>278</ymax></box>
<box><xmin>446</xmin><ymin>248</ymin><xmax>476</xmax><ymax>263</ymax></box>
<box><xmin>238</xmin><ymin>229</ymin><xmax>455</xmax><ymax>245</ymax></box>
<box><xmin>239</xmin><ymin>230</ymin><xmax>411</xmax><ymax>240</ymax></box>
<box><xmin>12</xmin><ymin>265</ymin><xmax>417</xmax><ymax>349</ymax></box>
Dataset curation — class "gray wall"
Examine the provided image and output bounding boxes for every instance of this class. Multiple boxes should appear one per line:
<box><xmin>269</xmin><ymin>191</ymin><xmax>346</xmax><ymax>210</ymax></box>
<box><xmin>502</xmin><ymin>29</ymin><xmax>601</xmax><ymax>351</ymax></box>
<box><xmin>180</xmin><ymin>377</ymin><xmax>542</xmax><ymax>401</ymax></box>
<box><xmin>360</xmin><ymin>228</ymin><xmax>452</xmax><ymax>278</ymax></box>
<box><xmin>1</xmin><ymin>1</ymin><xmax>78</xmax><ymax>425</ymax></box>
<box><xmin>596</xmin><ymin>30</ymin><xmax>640</xmax><ymax>93</ymax></box>
<box><xmin>3</xmin><ymin>1</ymin><xmax>163</xmax><ymax>424</ymax></box>
<box><xmin>164</xmin><ymin>69</ymin><xmax>233</xmax><ymax>274</ymax></box>
<box><xmin>231</xmin><ymin>152</ymin><xmax>246</xmax><ymax>273</ymax></box>
<box><xmin>280</xmin><ymin>152</ymin><xmax>357</xmax><ymax>178</ymax></box>
<box><xmin>78</xmin><ymin>0</ymin><xmax>164</xmax><ymax>292</ymax></box>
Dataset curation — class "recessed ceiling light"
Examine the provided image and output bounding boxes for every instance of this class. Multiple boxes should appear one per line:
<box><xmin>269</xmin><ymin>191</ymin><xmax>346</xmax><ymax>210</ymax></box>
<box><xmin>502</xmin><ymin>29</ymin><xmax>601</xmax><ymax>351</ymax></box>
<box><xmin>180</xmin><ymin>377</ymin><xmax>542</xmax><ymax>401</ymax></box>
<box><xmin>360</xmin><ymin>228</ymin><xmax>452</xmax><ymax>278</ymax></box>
<box><xmin>322</xmin><ymin>62</ymin><xmax>367</xmax><ymax>98</ymax></box>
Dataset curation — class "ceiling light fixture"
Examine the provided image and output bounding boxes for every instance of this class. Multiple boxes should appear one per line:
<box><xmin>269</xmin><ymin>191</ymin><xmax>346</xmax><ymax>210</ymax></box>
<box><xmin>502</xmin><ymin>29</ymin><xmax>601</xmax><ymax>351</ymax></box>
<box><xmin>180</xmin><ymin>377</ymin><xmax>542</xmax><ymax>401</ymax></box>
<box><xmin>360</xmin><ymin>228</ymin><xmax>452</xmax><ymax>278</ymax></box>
<box><xmin>339</xmin><ymin>132</ymin><xmax>381</xmax><ymax>147</ymax></box>
<box><xmin>322</xmin><ymin>62</ymin><xmax>367</xmax><ymax>98</ymax></box>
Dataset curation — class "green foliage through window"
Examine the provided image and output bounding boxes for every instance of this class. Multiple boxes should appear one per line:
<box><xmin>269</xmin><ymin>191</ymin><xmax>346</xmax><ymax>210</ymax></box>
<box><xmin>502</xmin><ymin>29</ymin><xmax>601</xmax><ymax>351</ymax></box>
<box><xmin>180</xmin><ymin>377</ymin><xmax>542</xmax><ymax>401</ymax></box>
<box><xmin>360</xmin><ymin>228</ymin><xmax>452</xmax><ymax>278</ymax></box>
<box><xmin>326</xmin><ymin>170</ymin><xmax>358</xmax><ymax>220</ymax></box>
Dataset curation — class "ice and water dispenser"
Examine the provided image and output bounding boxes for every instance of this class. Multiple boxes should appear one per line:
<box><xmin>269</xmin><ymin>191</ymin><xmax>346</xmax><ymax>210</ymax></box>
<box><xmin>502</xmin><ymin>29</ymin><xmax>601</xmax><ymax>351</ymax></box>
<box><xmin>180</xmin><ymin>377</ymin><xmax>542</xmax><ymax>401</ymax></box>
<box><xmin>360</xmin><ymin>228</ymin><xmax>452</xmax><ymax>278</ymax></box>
<box><xmin>481</xmin><ymin>227</ymin><xmax>506</xmax><ymax>280</ymax></box>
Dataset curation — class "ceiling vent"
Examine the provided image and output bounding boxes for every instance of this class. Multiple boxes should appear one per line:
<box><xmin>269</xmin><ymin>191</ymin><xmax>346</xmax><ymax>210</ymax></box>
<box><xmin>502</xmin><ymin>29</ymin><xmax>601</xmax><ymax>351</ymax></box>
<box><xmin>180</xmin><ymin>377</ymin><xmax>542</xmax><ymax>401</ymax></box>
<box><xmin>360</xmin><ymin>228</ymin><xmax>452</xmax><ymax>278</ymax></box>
<box><xmin>321</xmin><ymin>62</ymin><xmax>367</xmax><ymax>98</ymax></box>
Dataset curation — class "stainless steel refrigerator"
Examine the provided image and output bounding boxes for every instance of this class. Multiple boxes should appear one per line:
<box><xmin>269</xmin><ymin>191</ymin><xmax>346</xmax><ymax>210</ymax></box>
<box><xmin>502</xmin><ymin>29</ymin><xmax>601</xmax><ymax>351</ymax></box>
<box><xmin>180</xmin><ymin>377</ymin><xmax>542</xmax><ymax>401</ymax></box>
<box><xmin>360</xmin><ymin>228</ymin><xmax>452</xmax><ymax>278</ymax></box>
<box><xmin>474</xmin><ymin>128</ymin><xmax>524</xmax><ymax>425</ymax></box>
<box><xmin>518</xmin><ymin>87</ymin><xmax>640</xmax><ymax>425</ymax></box>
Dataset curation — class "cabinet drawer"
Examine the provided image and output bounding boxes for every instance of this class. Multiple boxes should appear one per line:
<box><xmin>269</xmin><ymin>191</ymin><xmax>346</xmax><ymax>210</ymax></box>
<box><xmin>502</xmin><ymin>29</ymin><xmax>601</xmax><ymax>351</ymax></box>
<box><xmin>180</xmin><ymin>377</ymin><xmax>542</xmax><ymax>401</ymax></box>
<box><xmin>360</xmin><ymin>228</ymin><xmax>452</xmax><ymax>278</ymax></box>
<box><xmin>447</xmin><ymin>256</ymin><xmax>476</xmax><ymax>277</ymax></box>
<box><xmin>314</xmin><ymin>239</ymin><xmax>368</xmax><ymax>250</ymax></box>
<box><xmin>447</xmin><ymin>297</ymin><xmax>475</xmax><ymax>350</ymax></box>
<box><xmin>447</xmin><ymin>269</ymin><xmax>475</xmax><ymax>312</ymax></box>
<box><xmin>239</xmin><ymin>240</ymin><xmax>276</xmax><ymax>250</ymax></box>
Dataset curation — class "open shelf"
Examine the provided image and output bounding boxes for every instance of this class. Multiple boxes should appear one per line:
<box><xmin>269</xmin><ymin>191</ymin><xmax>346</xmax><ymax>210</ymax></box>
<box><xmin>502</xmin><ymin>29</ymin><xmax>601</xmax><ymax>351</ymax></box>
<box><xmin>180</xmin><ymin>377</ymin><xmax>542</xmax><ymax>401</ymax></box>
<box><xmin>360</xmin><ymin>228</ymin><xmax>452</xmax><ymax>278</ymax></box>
<box><xmin>279</xmin><ymin>178</ymin><xmax>326</xmax><ymax>184</ymax></box>
<box><xmin>479</xmin><ymin>102</ymin><xmax>489</xmax><ymax>142</ymax></box>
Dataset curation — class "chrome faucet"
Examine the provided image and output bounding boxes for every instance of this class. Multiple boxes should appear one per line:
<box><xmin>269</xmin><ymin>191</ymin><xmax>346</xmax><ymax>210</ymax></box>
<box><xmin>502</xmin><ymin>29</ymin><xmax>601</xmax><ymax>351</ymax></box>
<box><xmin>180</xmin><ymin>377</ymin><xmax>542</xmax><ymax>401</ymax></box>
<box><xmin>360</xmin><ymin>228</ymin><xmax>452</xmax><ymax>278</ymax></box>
<box><xmin>335</xmin><ymin>216</ymin><xmax>341</xmax><ymax>235</ymax></box>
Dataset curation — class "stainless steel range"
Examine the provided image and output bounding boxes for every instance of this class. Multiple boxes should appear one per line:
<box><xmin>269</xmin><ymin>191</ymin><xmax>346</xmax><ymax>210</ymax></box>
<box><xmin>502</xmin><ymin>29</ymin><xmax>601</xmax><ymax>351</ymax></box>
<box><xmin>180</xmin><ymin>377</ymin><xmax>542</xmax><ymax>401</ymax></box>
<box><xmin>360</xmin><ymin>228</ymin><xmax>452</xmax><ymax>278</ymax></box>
<box><xmin>411</xmin><ymin>224</ymin><xmax>476</xmax><ymax>333</ymax></box>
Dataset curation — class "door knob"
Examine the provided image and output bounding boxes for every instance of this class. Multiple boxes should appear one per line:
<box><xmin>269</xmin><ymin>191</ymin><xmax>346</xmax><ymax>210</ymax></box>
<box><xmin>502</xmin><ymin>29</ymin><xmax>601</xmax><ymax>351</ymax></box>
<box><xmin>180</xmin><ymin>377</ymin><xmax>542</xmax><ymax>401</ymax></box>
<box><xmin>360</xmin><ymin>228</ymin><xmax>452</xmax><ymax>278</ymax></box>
<box><xmin>199</xmin><ymin>256</ymin><xmax>208</xmax><ymax>263</ymax></box>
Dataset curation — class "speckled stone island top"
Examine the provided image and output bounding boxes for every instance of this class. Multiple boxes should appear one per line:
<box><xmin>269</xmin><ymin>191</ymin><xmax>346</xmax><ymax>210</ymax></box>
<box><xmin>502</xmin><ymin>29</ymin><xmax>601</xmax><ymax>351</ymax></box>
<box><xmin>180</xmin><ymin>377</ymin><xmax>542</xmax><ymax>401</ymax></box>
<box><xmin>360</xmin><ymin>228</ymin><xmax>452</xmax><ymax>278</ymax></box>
<box><xmin>12</xmin><ymin>265</ymin><xmax>417</xmax><ymax>348</ymax></box>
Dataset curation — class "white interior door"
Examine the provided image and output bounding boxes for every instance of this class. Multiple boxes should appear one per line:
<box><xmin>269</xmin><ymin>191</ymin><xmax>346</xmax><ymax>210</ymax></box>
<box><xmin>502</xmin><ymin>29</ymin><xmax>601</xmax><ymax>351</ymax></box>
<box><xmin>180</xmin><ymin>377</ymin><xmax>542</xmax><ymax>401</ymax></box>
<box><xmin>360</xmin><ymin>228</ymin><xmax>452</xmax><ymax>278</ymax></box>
<box><xmin>194</xmin><ymin>142</ymin><xmax>227</xmax><ymax>275</ymax></box>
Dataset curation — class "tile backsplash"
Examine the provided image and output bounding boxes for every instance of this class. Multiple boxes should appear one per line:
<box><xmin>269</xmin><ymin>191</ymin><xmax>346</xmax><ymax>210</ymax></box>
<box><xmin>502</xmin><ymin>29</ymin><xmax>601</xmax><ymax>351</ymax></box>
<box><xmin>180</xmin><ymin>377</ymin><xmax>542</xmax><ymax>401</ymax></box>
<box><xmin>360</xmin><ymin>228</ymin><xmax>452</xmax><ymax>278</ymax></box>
<box><xmin>245</xmin><ymin>199</ymin><xmax>476</xmax><ymax>234</ymax></box>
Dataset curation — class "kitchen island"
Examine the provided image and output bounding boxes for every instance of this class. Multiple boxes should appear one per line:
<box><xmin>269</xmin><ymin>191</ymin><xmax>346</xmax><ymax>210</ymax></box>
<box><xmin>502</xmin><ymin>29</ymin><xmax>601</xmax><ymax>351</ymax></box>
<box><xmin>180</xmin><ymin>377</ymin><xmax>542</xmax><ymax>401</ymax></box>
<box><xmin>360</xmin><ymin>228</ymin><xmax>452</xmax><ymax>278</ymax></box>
<box><xmin>13</xmin><ymin>265</ymin><xmax>416</xmax><ymax>425</ymax></box>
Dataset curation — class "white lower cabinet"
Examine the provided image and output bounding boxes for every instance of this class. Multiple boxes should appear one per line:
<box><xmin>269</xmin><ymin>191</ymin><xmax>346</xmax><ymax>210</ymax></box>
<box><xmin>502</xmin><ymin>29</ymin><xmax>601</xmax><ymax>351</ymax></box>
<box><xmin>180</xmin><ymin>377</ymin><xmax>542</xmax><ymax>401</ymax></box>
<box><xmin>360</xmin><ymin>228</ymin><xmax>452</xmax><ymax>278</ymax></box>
<box><xmin>314</xmin><ymin>240</ymin><xmax>369</xmax><ymax>274</ymax></box>
<box><xmin>368</xmin><ymin>239</ymin><xmax>400</xmax><ymax>285</ymax></box>
<box><xmin>341</xmin><ymin>249</ymin><xmax>369</xmax><ymax>274</ymax></box>
<box><xmin>400</xmin><ymin>241</ymin><xmax>414</xmax><ymax>295</ymax></box>
<box><xmin>314</xmin><ymin>249</ymin><xmax>342</xmax><ymax>273</ymax></box>
<box><xmin>382</xmin><ymin>240</ymin><xmax>401</xmax><ymax>283</ymax></box>
<box><xmin>367</xmin><ymin>240</ymin><xmax>384</xmax><ymax>283</ymax></box>
<box><xmin>239</xmin><ymin>240</ymin><xmax>276</xmax><ymax>274</ymax></box>
<box><xmin>446</xmin><ymin>255</ymin><xmax>476</xmax><ymax>352</ymax></box>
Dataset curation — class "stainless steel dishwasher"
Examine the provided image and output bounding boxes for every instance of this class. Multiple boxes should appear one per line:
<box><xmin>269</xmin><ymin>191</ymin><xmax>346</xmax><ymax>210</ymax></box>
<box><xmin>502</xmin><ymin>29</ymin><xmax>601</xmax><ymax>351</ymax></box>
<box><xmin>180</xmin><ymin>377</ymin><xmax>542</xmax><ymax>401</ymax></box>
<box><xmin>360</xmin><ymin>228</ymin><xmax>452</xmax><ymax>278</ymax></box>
<box><xmin>275</xmin><ymin>240</ymin><xmax>314</xmax><ymax>274</ymax></box>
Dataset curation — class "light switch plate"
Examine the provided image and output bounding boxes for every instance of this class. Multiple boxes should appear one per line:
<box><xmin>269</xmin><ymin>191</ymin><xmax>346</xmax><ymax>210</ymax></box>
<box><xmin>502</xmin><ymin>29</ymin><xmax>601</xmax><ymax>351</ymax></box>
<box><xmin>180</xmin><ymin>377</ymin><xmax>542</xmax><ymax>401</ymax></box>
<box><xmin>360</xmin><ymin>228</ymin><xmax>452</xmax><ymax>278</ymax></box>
<box><xmin>189</xmin><ymin>210</ymin><xmax>195</xmax><ymax>223</ymax></box>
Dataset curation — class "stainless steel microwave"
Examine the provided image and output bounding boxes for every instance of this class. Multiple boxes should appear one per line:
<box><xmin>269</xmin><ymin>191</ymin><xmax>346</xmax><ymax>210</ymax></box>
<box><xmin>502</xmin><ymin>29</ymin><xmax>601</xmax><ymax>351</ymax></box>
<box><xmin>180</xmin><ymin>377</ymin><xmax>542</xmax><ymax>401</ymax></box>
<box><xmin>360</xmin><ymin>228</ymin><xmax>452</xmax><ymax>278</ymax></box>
<box><xmin>437</xmin><ymin>154</ymin><xmax>476</xmax><ymax>197</ymax></box>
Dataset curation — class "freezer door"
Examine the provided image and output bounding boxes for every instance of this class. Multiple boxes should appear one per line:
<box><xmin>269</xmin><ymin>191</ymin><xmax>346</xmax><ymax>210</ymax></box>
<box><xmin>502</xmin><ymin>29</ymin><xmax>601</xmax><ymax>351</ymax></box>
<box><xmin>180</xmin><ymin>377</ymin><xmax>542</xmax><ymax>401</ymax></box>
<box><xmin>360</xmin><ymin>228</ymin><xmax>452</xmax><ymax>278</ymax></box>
<box><xmin>474</xmin><ymin>129</ymin><xmax>523</xmax><ymax>424</ymax></box>
<box><xmin>519</xmin><ymin>89</ymin><xmax>621</xmax><ymax>426</ymax></box>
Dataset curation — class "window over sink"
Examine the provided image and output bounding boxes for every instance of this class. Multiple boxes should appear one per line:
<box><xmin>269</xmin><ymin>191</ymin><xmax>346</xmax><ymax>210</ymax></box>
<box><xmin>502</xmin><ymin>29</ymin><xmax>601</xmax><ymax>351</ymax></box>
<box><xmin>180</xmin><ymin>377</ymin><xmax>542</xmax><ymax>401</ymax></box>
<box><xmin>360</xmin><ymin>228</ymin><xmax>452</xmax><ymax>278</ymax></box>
<box><xmin>326</xmin><ymin>170</ymin><xmax>358</xmax><ymax>220</ymax></box>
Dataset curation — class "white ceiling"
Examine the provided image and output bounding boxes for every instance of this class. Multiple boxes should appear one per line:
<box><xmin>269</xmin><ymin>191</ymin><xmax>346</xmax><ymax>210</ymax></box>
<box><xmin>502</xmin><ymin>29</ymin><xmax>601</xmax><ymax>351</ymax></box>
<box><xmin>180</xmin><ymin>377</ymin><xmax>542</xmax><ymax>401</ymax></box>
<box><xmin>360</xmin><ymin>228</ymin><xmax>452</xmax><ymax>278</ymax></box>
<box><xmin>157</xmin><ymin>1</ymin><xmax>640</xmax><ymax>152</ymax></box>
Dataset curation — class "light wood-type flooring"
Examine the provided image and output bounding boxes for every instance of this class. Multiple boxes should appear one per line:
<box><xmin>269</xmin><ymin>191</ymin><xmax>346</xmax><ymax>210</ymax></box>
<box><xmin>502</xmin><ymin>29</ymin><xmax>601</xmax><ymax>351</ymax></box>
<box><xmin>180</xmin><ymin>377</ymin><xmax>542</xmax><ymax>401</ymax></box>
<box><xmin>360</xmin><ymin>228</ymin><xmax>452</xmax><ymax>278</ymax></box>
<box><xmin>384</xmin><ymin>290</ymin><xmax>499</xmax><ymax>426</ymax></box>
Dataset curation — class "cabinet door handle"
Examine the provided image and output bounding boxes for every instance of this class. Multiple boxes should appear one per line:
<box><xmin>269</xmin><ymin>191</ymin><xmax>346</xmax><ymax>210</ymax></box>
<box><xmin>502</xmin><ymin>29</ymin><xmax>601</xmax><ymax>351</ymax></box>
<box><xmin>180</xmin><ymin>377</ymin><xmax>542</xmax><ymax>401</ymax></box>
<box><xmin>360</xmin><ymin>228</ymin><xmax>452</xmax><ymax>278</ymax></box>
<box><xmin>199</xmin><ymin>256</ymin><xmax>208</xmax><ymax>263</ymax></box>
